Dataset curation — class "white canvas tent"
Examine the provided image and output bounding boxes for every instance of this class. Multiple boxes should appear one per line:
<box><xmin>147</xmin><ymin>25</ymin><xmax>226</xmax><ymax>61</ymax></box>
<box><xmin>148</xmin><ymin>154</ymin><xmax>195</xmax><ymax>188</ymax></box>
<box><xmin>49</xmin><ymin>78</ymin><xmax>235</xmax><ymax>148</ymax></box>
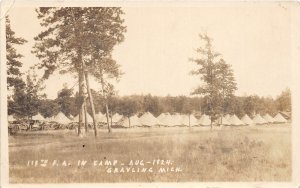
<box><xmin>224</xmin><ymin>114</ymin><xmax>231</xmax><ymax>120</ymax></box>
<box><xmin>228</xmin><ymin>114</ymin><xmax>245</xmax><ymax>126</ymax></box>
<box><xmin>160</xmin><ymin>114</ymin><xmax>177</xmax><ymax>127</ymax></box>
<box><xmin>198</xmin><ymin>114</ymin><xmax>211</xmax><ymax>126</ymax></box>
<box><xmin>190</xmin><ymin>115</ymin><xmax>199</xmax><ymax>126</ymax></box>
<box><xmin>172</xmin><ymin>113</ymin><xmax>184</xmax><ymax>126</ymax></box>
<box><xmin>157</xmin><ymin>113</ymin><xmax>169</xmax><ymax>121</ymax></box>
<box><xmin>139</xmin><ymin>112</ymin><xmax>161</xmax><ymax>126</ymax></box>
<box><xmin>181</xmin><ymin>114</ymin><xmax>198</xmax><ymax>126</ymax></box>
<box><xmin>96</xmin><ymin>113</ymin><xmax>109</xmax><ymax>123</ymax></box>
<box><xmin>95</xmin><ymin>112</ymin><xmax>105</xmax><ymax>122</ymax></box>
<box><xmin>111</xmin><ymin>113</ymin><xmax>123</xmax><ymax>123</ymax></box>
<box><xmin>130</xmin><ymin>115</ymin><xmax>142</xmax><ymax>127</ymax></box>
<box><xmin>85</xmin><ymin>113</ymin><xmax>94</xmax><ymax>123</ymax></box>
<box><xmin>8</xmin><ymin>115</ymin><xmax>15</xmax><ymax>122</ymax></box>
<box><xmin>53</xmin><ymin>112</ymin><xmax>72</xmax><ymax>124</ymax></box>
<box><xmin>118</xmin><ymin>115</ymin><xmax>141</xmax><ymax>128</ymax></box>
<box><xmin>73</xmin><ymin>112</ymin><xmax>93</xmax><ymax>123</ymax></box>
<box><xmin>32</xmin><ymin>113</ymin><xmax>45</xmax><ymax>121</ymax></box>
<box><xmin>273</xmin><ymin>113</ymin><xmax>288</xmax><ymax>123</ymax></box>
<box><xmin>95</xmin><ymin>113</ymin><xmax>102</xmax><ymax>122</ymax></box>
<box><xmin>241</xmin><ymin>114</ymin><xmax>254</xmax><ymax>125</ymax></box>
<box><xmin>263</xmin><ymin>114</ymin><xmax>274</xmax><ymax>123</ymax></box>
<box><xmin>216</xmin><ymin>116</ymin><xmax>231</xmax><ymax>125</ymax></box>
<box><xmin>253</xmin><ymin>114</ymin><xmax>267</xmax><ymax>125</ymax></box>
<box><xmin>45</xmin><ymin>116</ymin><xmax>54</xmax><ymax>122</ymax></box>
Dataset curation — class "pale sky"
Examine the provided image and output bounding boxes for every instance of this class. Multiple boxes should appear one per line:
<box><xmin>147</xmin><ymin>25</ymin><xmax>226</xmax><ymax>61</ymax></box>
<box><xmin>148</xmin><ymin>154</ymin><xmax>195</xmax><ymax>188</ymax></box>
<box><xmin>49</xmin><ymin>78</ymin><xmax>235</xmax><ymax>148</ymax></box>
<box><xmin>8</xmin><ymin>5</ymin><xmax>291</xmax><ymax>99</ymax></box>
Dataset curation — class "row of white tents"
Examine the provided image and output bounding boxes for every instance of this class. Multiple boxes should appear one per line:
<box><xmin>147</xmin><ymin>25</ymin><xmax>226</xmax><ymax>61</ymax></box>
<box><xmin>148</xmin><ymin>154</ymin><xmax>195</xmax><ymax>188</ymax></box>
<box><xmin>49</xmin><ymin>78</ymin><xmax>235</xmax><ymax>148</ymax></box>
<box><xmin>8</xmin><ymin>111</ymin><xmax>289</xmax><ymax>128</ymax></box>
<box><xmin>216</xmin><ymin>113</ymin><xmax>288</xmax><ymax>126</ymax></box>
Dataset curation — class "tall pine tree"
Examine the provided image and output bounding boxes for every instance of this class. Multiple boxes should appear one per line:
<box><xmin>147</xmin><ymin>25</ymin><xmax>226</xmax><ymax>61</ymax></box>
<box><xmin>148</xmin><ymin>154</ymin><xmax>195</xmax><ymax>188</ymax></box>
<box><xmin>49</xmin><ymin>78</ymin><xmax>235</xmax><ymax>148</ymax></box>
<box><xmin>6</xmin><ymin>16</ymin><xmax>27</xmax><ymax>92</ymax></box>
<box><xmin>190</xmin><ymin>34</ymin><xmax>237</xmax><ymax>128</ymax></box>
<box><xmin>32</xmin><ymin>8</ymin><xmax>126</xmax><ymax>136</ymax></box>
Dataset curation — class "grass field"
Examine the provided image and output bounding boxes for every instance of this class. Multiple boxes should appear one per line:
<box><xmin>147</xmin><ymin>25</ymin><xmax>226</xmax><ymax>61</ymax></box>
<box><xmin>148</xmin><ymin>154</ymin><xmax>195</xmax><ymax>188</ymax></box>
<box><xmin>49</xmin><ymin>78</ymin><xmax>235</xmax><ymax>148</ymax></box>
<box><xmin>9</xmin><ymin>124</ymin><xmax>291</xmax><ymax>183</ymax></box>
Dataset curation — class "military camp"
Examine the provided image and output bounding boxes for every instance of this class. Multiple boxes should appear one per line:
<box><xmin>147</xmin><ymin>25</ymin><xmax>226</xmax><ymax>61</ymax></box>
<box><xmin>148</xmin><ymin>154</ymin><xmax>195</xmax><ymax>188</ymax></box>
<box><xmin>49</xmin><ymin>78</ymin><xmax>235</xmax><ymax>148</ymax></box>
<box><xmin>6</xmin><ymin>6</ymin><xmax>292</xmax><ymax>183</ymax></box>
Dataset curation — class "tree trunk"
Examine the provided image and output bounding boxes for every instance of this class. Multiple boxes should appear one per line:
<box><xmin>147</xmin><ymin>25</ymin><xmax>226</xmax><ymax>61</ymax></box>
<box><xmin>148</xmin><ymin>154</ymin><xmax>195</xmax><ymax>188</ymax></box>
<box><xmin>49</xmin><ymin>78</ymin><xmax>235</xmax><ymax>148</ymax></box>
<box><xmin>110</xmin><ymin>111</ymin><xmax>113</xmax><ymax>131</ymax></box>
<box><xmin>28</xmin><ymin>116</ymin><xmax>31</xmax><ymax>131</ymax></box>
<box><xmin>83</xmin><ymin>99</ymin><xmax>88</xmax><ymax>134</ymax></box>
<box><xmin>210</xmin><ymin>115</ymin><xmax>213</xmax><ymax>130</ymax></box>
<box><xmin>70</xmin><ymin>9</ymin><xmax>84</xmax><ymax>136</ymax></box>
<box><xmin>84</xmin><ymin>69</ymin><xmax>97</xmax><ymax>137</ymax></box>
<box><xmin>105</xmin><ymin>104</ymin><xmax>111</xmax><ymax>133</ymax></box>
<box><xmin>209</xmin><ymin>97</ymin><xmax>213</xmax><ymax>130</ymax></box>
<box><xmin>78</xmin><ymin>69</ymin><xmax>84</xmax><ymax>136</ymax></box>
<box><xmin>221</xmin><ymin>90</ymin><xmax>225</xmax><ymax>126</ymax></box>
<box><xmin>128</xmin><ymin>116</ymin><xmax>131</xmax><ymax>128</ymax></box>
<box><xmin>220</xmin><ymin>114</ymin><xmax>223</xmax><ymax>126</ymax></box>
<box><xmin>99</xmin><ymin>68</ymin><xmax>111</xmax><ymax>133</ymax></box>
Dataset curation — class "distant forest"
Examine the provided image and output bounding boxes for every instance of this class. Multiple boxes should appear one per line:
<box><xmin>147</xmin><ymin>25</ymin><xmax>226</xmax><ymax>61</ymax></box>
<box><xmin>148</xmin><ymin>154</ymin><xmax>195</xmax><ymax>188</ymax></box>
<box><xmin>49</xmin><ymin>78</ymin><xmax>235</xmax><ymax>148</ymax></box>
<box><xmin>9</xmin><ymin>86</ymin><xmax>291</xmax><ymax>119</ymax></box>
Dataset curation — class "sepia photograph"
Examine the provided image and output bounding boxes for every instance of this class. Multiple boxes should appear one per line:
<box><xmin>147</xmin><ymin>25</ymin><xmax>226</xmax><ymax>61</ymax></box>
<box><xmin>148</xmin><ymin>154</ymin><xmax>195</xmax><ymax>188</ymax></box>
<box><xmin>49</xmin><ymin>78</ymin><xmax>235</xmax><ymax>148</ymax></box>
<box><xmin>1</xmin><ymin>1</ymin><xmax>300</xmax><ymax>187</ymax></box>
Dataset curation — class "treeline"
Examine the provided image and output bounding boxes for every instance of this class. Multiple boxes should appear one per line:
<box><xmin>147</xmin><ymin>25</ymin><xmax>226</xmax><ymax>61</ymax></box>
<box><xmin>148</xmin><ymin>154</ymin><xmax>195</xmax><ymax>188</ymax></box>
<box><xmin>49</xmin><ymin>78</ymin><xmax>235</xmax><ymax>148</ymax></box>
<box><xmin>9</xmin><ymin>87</ymin><xmax>290</xmax><ymax>119</ymax></box>
<box><xmin>6</xmin><ymin>10</ymin><xmax>291</xmax><ymax>133</ymax></box>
